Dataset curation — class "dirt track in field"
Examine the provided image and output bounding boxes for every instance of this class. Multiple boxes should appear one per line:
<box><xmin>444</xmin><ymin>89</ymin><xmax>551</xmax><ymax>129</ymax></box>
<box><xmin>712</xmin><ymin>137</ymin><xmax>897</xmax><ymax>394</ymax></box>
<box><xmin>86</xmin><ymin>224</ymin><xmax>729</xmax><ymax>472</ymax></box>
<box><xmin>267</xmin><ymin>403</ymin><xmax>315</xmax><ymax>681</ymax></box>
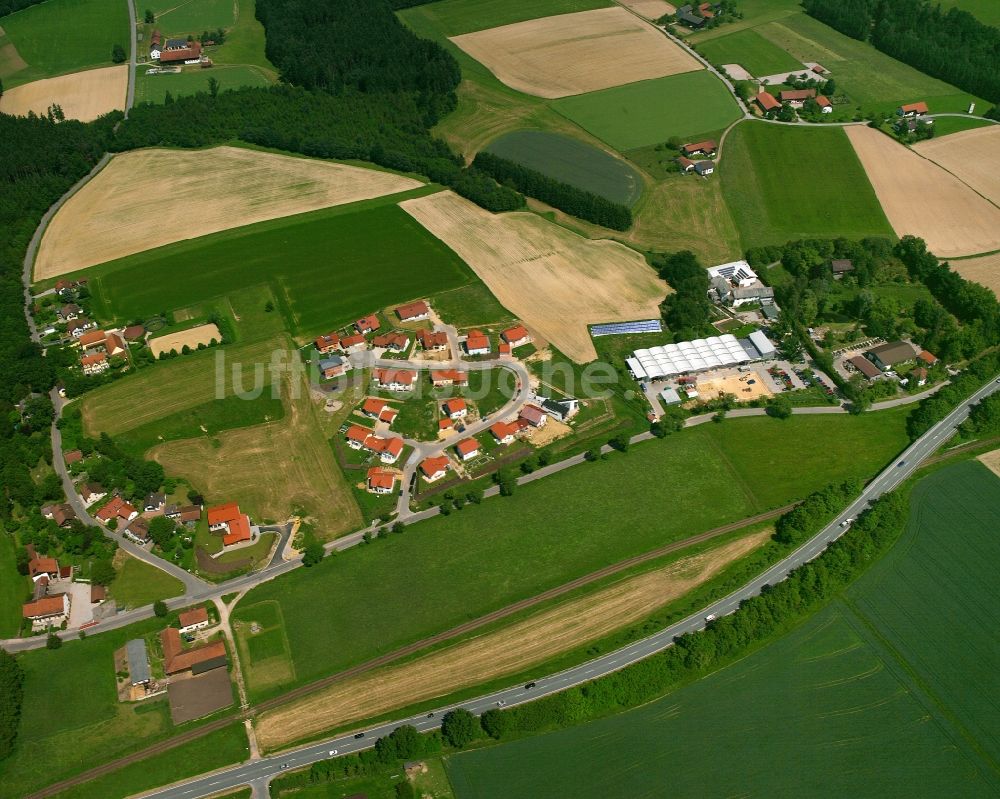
<box><xmin>845</xmin><ymin>126</ymin><xmax>1000</xmax><ymax>258</ymax></box>
<box><xmin>450</xmin><ymin>6</ymin><xmax>700</xmax><ymax>99</ymax></box>
<box><xmin>912</xmin><ymin>125</ymin><xmax>1000</xmax><ymax>208</ymax></box>
<box><xmin>0</xmin><ymin>65</ymin><xmax>126</xmax><ymax>122</ymax></box>
<box><xmin>400</xmin><ymin>191</ymin><xmax>667</xmax><ymax>362</ymax></box>
<box><xmin>34</xmin><ymin>146</ymin><xmax>422</xmax><ymax>278</ymax></box>
<box><xmin>949</xmin><ymin>252</ymin><xmax>1000</xmax><ymax>296</ymax></box>
<box><xmin>254</xmin><ymin>529</ymin><xmax>770</xmax><ymax>749</ymax></box>
<box><xmin>149</xmin><ymin>323</ymin><xmax>222</xmax><ymax>357</ymax></box>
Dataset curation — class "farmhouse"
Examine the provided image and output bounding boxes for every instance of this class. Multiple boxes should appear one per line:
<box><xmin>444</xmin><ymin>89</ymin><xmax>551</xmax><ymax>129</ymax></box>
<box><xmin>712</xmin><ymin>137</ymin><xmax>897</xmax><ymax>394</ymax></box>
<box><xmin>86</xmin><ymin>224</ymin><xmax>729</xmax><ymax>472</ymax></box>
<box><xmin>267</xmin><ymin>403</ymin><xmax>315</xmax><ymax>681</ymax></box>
<box><xmin>105</xmin><ymin>333</ymin><xmax>127</xmax><ymax>357</ymax></box>
<box><xmin>464</xmin><ymin>330</ymin><xmax>491</xmax><ymax>355</ymax></box>
<box><xmin>361</xmin><ymin>398</ymin><xmax>398</xmax><ymax>425</ymax></box>
<box><xmin>831</xmin><ymin>259</ymin><xmax>855</xmax><ymax>279</ymax></box>
<box><xmin>708</xmin><ymin>260</ymin><xmax>758</xmax><ymax>288</ymax></box>
<box><xmin>627</xmin><ymin>332</ymin><xmax>777</xmax><ymax>380</ymax></box>
<box><xmin>417</xmin><ymin>329</ymin><xmax>449</xmax><ymax>351</ymax></box>
<box><xmin>431</xmin><ymin>369</ymin><xmax>468</xmax><ymax>387</ymax></box>
<box><xmin>81</xmin><ymin>352</ymin><xmax>109</xmax><ymax>375</ymax></box>
<box><xmin>355</xmin><ymin>315</ymin><xmax>380</xmax><ymax>335</ymax></box>
<box><xmin>519</xmin><ymin>404</ymin><xmax>548</xmax><ymax>428</ymax></box>
<box><xmin>206</xmin><ymin>502</ymin><xmax>254</xmax><ymax>547</ymax></box>
<box><xmin>373</xmin><ymin>368</ymin><xmax>417</xmax><ymax>391</ymax></box>
<box><xmin>366</xmin><ymin>468</ymin><xmax>398</xmax><ymax>494</ymax></box>
<box><xmin>867</xmin><ymin>341</ymin><xmax>917</xmax><ymax>371</ymax></box>
<box><xmin>676</xmin><ymin>5</ymin><xmax>706</xmax><ymax>27</ymax></box>
<box><xmin>159</xmin><ymin>41</ymin><xmax>202</xmax><ymax>65</ymax></box>
<box><xmin>319</xmin><ymin>355</ymin><xmax>350</xmax><ymax>379</ymax></box>
<box><xmin>419</xmin><ymin>456</ymin><xmax>450</xmax><ymax>483</ymax></box>
<box><xmin>779</xmin><ymin>88</ymin><xmax>816</xmax><ymax>108</ymax></box>
<box><xmin>501</xmin><ymin>325</ymin><xmax>531</xmax><ymax>348</ymax></box>
<box><xmin>694</xmin><ymin>161</ymin><xmax>715</xmax><ymax>177</ymax></box>
<box><xmin>682</xmin><ymin>140</ymin><xmax>717</xmax><ymax>156</ymax></box>
<box><xmin>315</xmin><ymin>333</ymin><xmax>341</xmax><ymax>354</ymax></box>
<box><xmin>79</xmin><ymin>329</ymin><xmax>106</xmax><ymax>349</ymax></box>
<box><xmin>918</xmin><ymin>350</ymin><xmax>939</xmax><ymax>366</ymax></box>
<box><xmin>455</xmin><ymin>438</ymin><xmax>480</xmax><ymax>461</ymax></box>
<box><xmin>64</xmin><ymin>449</ymin><xmax>83</xmax><ymax>465</ymax></box>
<box><xmin>96</xmin><ymin>496</ymin><xmax>138</xmax><ymax>526</ymax></box>
<box><xmin>372</xmin><ymin>332</ymin><xmax>410</xmax><ymax>352</ymax></box>
<box><xmin>898</xmin><ymin>101</ymin><xmax>929</xmax><ymax>117</ymax></box>
<box><xmin>490</xmin><ymin>421</ymin><xmax>519</xmax><ymax>444</ymax></box>
<box><xmin>22</xmin><ymin>594</ymin><xmax>70</xmax><ymax>630</ymax></box>
<box><xmin>179</xmin><ymin>607</ymin><xmax>210</xmax><ymax>635</ymax></box>
<box><xmin>849</xmin><ymin>355</ymin><xmax>883</xmax><ymax>381</ymax></box>
<box><xmin>160</xmin><ymin>627</ymin><xmax>228</xmax><ymax>675</ymax></box>
<box><xmin>816</xmin><ymin>95</ymin><xmax>833</xmax><ymax>113</ymax></box>
<box><xmin>677</xmin><ymin>157</ymin><xmax>696</xmax><ymax>173</ymax></box>
<box><xmin>755</xmin><ymin>91</ymin><xmax>780</xmax><ymax>113</ymax></box>
<box><xmin>66</xmin><ymin>318</ymin><xmax>95</xmax><ymax>338</ymax></box>
<box><xmin>442</xmin><ymin>398</ymin><xmax>468</xmax><ymax>420</ymax></box>
<box><xmin>395</xmin><ymin>300</ymin><xmax>430</xmax><ymax>322</ymax></box>
<box><xmin>28</xmin><ymin>549</ymin><xmax>60</xmax><ymax>581</ymax></box>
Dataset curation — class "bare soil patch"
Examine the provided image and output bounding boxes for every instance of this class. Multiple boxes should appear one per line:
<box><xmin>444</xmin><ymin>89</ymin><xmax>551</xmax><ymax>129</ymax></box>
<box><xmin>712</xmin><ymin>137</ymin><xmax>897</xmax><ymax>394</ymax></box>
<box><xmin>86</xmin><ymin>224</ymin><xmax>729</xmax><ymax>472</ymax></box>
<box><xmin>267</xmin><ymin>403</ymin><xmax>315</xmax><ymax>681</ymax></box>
<box><xmin>167</xmin><ymin>669</ymin><xmax>233</xmax><ymax>724</ymax></box>
<box><xmin>0</xmin><ymin>64</ymin><xmax>126</xmax><ymax>122</ymax></box>
<box><xmin>35</xmin><ymin>146</ymin><xmax>423</xmax><ymax>279</ymax></box>
<box><xmin>844</xmin><ymin>126</ymin><xmax>1000</xmax><ymax>258</ymax></box>
<box><xmin>950</xmin><ymin>252</ymin><xmax>1000</xmax><ymax>296</ymax></box>
<box><xmin>912</xmin><ymin>125</ymin><xmax>1000</xmax><ymax>207</ymax></box>
<box><xmin>976</xmin><ymin>447</ymin><xmax>1000</xmax><ymax>479</ymax></box>
<box><xmin>696</xmin><ymin>370</ymin><xmax>773</xmax><ymax>403</ymax></box>
<box><xmin>400</xmin><ymin>191</ymin><xmax>667</xmax><ymax>362</ymax></box>
<box><xmin>254</xmin><ymin>530</ymin><xmax>770</xmax><ymax>749</ymax></box>
<box><xmin>149</xmin><ymin>323</ymin><xmax>222</xmax><ymax>357</ymax></box>
<box><xmin>449</xmin><ymin>7</ymin><xmax>700</xmax><ymax>99</ymax></box>
<box><xmin>0</xmin><ymin>41</ymin><xmax>28</xmax><ymax>77</ymax></box>
<box><xmin>620</xmin><ymin>0</ymin><xmax>676</xmax><ymax>19</ymax></box>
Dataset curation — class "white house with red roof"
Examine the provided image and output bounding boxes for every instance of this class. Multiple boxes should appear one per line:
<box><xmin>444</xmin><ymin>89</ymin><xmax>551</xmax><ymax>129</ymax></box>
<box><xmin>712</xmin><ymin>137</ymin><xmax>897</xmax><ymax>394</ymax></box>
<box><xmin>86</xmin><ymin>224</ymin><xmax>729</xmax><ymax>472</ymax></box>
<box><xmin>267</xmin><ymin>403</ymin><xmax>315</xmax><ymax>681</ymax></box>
<box><xmin>23</xmin><ymin>594</ymin><xmax>70</xmax><ymax>630</ymax></box>
<box><xmin>455</xmin><ymin>438</ymin><xmax>480</xmax><ymax>461</ymax></box>
<box><xmin>464</xmin><ymin>330</ymin><xmax>490</xmax><ymax>355</ymax></box>
<box><xmin>395</xmin><ymin>300</ymin><xmax>430</xmax><ymax>322</ymax></box>
<box><xmin>361</xmin><ymin>398</ymin><xmax>398</xmax><ymax>425</ymax></box>
<box><xmin>519</xmin><ymin>404</ymin><xmax>548</xmax><ymax>428</ymax></box>
<box><xmin>501</xmin><ymin>325</ymin><xmax>531</xmax><ymax>348</ymax></box>
<box><xmin>442</xmin><ymin>398</ymin><xmax>467</xmax><ymax>420</ymax></box>
<box><xmin>96</xmin><ymin>496</ymin><xmax>138</xmax><ymax>526</ymax></box>
<box><xmin>898</xmin><ymin>101</ymin><xmax>929</xmax><ymax>117</ymax></box>
<box><xmin>417</xmin><ymin>329</ymin><xmax>449</xmax><ymax>351</ymax></box>
<box><xmin>82</xmin><ymin>352</ymin><xmax>109</xmax><ymax>375</ymax></box>
<box><xmin>179</xmin><ymin>607</ymin><xmax>211</xmax><ymax>635</ymax></box>
<box><xmin>431</xmin><ymin>369</ymin><xmax>468</xmax><ymax>387</ymax></box>
<box><xmin>420</xmin><ymin>455</ymin><xmax>450</xmax><ymax>483</ymax></box>
<box><xmin>366</xmin><ymin>468</ymin><xmax>398</xmax><ymax>495</ymax></box>
<box><xmin>372</xmin><ymin>331</ymin><xmax>410</xmax><ymax>352</ymax></box>
<box><xmin>315</xmin><ymin>332</ymin><xmax>341</xmax><ymax>354</ymax></box>
<box><xmin>373</xmin><ymin>368</ymin><xmax>416</xmax><ymax>392</ymax></box>
<box><xmin>489</xmin><ymin>421</ymin><xmax>518</xmax><ymax>444</ymax></box>
<box><xmin>207</xmin><ymin>502</ymin><xmax>254</xmax><ymax>547</ymax></box>
<box><xmin>355</xmin><ymin>315</ymin><xmax>380</xmax><ymax>335</ymax></box>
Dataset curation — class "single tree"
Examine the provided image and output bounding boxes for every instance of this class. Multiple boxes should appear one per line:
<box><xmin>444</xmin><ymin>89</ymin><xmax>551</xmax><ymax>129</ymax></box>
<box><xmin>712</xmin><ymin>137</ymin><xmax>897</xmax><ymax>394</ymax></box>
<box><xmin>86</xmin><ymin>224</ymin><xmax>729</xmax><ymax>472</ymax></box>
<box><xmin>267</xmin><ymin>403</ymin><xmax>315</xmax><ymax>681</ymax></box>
<box><xmin>208</xmin><ymin>76</ymin><xmax>219</xmax><ymax>98</ymax></box>
<box><xmin>584</xmin><ymin>446</ymin><xmax>602</xmax><ymax>462</ymax></box>
<box><xmin>610</xmin><ymin>434</ymin><xmax>630</xmax><ymax>453</ymax></box>
<box><xmin>153</xmin><ymin>600</ymin><xmax>168</xmax><ymax>617</ymax></box>
<box><xmin>112</xmin><ymin>44</ymin><xmax>127</xmax><ymax>64</ymax></box>
<box><xmin>766</xmin><ymin>396</ymin><xmax>793</xmax><ymax>419</ymax></box>
<box><xmin>46</xmin><ymin>633</ymin><xmax>62</xmax><ymax>650</ymax></box>
<box><xmin>91</xmin><ymin>558</ymin><xmax>117</xmax><ymax>586</ymax></box>
<box><xmin>302</xmin><ymin>541</ymin><xmax>324</xmax><ymax>566</ymax></box>
<box><xmin>441</xmin><ymin>708</ymin><xmax>479</xmax><ymax>748</ymax></box>
<box><xmin>144</xmin><ymin>8</ymin><xmax>154</xmax><ymax>22</ymax></box>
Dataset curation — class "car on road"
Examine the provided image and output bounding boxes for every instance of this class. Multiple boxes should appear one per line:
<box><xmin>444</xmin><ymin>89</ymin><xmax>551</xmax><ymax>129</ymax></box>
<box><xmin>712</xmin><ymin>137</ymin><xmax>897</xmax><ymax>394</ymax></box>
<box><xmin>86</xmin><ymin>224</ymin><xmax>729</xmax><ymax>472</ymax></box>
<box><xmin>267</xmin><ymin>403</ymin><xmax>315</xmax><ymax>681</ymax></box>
<box><xmin>280</xmin><ymin>764</ymin><xmax>289</xmax><ymax>770</ymax></box>
<box><xmin>524</xmin><ymin>682</ymin><xmax>536</xmax><ymax>689</ymax></box>
<box><xmin>705</xmin><ymin>614</ymin><xmax>717</xmax><ymax>622</ymax></box>
<box><xmin>328</xmin><ymin>749</ymin><xmax>338</xmax><ymax>756</ymax></box>
<box><xmin>496</xmin><ymin>700</ymin><xmax>506</xmax><ymax>707</ymax></box>
<box><xmin>897</xmin><ymin>460</ymin><xmax>906</xmax><ymax>467</ymax></box>
<box><xmin>840</xmin><ymin>518</ymin><xmax>853</xmax><ymax>527</ymax></box>
<box><xmin>354</xmin><ymin>732</ymin><xmax>365</xmax><ymax>739</ymax></box>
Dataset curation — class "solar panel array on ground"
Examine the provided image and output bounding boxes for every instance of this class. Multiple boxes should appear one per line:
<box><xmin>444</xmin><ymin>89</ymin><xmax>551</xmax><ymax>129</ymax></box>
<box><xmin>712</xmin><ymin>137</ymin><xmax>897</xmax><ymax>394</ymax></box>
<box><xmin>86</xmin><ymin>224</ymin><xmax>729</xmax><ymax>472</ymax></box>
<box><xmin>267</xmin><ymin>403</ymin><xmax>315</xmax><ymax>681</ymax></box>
<box><xmin>590</xmin><ymin>320</ymin><xmax>662</xmax><ymax>337</ymax></box>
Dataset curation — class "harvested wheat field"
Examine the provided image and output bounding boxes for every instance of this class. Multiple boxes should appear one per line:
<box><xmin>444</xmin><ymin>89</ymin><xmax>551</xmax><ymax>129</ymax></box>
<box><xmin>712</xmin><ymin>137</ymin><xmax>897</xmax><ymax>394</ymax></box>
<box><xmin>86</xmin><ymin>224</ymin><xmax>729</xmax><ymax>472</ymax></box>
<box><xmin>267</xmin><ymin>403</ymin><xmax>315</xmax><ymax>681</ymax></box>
<box><xmin>400</xmin><ymin>192</ymin><xmax>667</xmax><ymax>362</ymax></box>
<box><xmin>620</xmin><ymin>0</ymin><xmax>676</xmax><ymax>20</ymax></box>
<box><xmin>34</xmin><ymin>146</ymin><xmax>423</xmax><ymax>279</ymax></box>
<box><xmin>150</xmin><ymin>374</ymin><xmax>361</xmax><ymax>538</ymax></box>
<box><xmin>255</xmin><ymin>529</ymin><xmax>769</xmax><ymax>749</ymax></box>
<box><xmin>0</xmin><ymin>64</ymin><xmax>126</xmax><ymax>122</ymax></box>
<box><xmin>449</xmin><ymin>7</ymin><xmax>700</xmax><ymax>99</ymax></box>
<box><xmin>845</xmin><ymin>126</ymin><xmax>1000</xmax><ymax>258</ymax></box>
<box><xmin>949</xmin><ymin>252</ymin><xmax>1000</xmax><ymax>296</ymax></box>
<box><xmin>149</xmin><ymin>323</ymin><xmax>222</xmax><ymax>357</ymax></box>
<box><xmin>977</xmin><ymin>447</ymin><xmax>1000</xmax><ymax>479</ymax></box>
<box><xmin>913</xmin><ymin>125</ymin><xmax>1000</xmax><ymax>207</ymax></box>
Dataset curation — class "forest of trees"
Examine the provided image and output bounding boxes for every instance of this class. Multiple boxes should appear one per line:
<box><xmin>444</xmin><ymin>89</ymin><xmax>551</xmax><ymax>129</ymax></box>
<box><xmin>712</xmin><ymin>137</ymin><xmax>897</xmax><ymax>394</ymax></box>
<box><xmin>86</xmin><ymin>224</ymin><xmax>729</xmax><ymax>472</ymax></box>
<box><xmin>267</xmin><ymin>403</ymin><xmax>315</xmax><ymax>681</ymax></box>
<box><xmin>472</xmin><ymin>151</ymin><xmax>633</xmax><ymax>231</ymax></box>
<box><xmin>803</xmin><ymin>0</ymin><xmax>1000</xmax><ymax>105</ymax></box>
<box><xmin>649</xmin><ymin>250</ymin><xmax>714</xmax><ymax>340</ymax></box>
<box><xmin>0</xmin><ymin>649</ymin><xmax>23</xmax><ymax>760</ymax></box>
<box><xmin>0</xmin><ymin>0</ymin><xmax>44</xmax><ymax>17</ymax></box>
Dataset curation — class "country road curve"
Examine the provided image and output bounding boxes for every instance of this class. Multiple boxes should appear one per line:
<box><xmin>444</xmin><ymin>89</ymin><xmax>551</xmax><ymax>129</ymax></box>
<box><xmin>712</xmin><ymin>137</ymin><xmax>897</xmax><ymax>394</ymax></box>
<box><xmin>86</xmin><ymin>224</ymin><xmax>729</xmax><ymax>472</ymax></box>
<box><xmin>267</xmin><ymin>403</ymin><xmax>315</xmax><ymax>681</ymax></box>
<box><xmin>132</xmin><ymin>374</ymin><xmax>1000</xmax><ymax>799</ymax></box>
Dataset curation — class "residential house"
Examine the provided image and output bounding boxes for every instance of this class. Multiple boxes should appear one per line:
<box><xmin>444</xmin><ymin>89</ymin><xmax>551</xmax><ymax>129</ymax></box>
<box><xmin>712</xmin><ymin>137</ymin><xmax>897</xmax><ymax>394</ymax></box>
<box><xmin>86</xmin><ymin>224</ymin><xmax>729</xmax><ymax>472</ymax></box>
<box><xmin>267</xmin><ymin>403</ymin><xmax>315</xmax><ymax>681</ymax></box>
<box><xmin>519</xmin><ymin>405</ymin><xmax>548</xmax><ymax>428</ymax></box>
<box><xmin>540</xmin><ymin>397</ymin><xmax>580</xmax><ymax>422</ymax></box>
<box><xmin>464</xmin><ymin>330</ymin><xmax>490</xmax><ymax>355</ymax></box>
<box><xmin>848</xmin><ymin>355</ymin><xmax>883</xmax><ymax>381</ymax></box>
<box><xmin>831</xmin><ymin>259</ymin><xmax>854</xmax><ymax>279</ymax></box>
<box><xmin>816</xmin><ymin>95</ymin><xmax>833</xmax><ymax>113</ymax></box>
<box><xmin>898</xmin><ymin>101</ymin><xmax>929</xmax><ymax>117</ymax></box>
<box><xmin>160</xmin><ymin>627</ymin><xmax>228</xmax><ymax>675</ymax></box>
<box><xmin>675</xmin><ymin>5</ymin><xmax>706</xmax><ymax>27</ymax></box>
<box><xmin>372</xmin><ymin>332</ymin><xmax>410</xmax><ymax>352</ymax></box>
<box><xmin>489</xmin><ymin>421</ymin><xmax>518</xmax><ymax>444</ymax></box>
<box><xmin>366</xmin><ymin>435</ymin><xmax>404</xmax><ymax>464</ymax></box>
<box><xmin>498</xmin><ymin>342</ymin><xmax>511</xmax><ymax>357</ymax></box>
<box><xmin>66</xmin><ymin>318</ymin><xmax>95</xmax><ymax>338</ymax></box>
<box><xmin>366</xmin><ymin>468</ymin><xmax>398</xmax><ymax>495</ymax></box>
<box><xmin>64</xmin><ymin>449</ymin><xmax>83</xmax><ymax>466</ymax></box>
<box><xmin>918</xmin><ymin>350</ymin><xmax>939</xmax><ymax>367</ymax></box>
<box><xmin>125</xmin><ymin>517</ymin><xmax>150</xmax><ymax>544</ymax></box>
<box><xmin>373</xmin><ymin>368</ymin><xmax>416</xmax><ymax>391</ymax></box>
<box><xmin>417</xmin><ymin>329</ymin><xmax>449</xmax><ymax>351</ymax></box>
<box><xmin>438</xmin><ymin>418</ymin><xmax>454</xmax><ymax>433</ymax></box>
<box><xmin>315</xmin><ymin>332</ymin><xmax>341</xmax><ymax>354</ymax></box>
<box><xmin>354</xmin><ymin>315</ymin><xmax>380</xmax><ymax>335</ymax></box>
<box><xmin>22</xmin><ymin>594</ymin><xmax>70</xmax><ymax>629</ymax></box>
<box><xmin>755</xmin><ymin>91</ymin><xmax>780</xmax><ymax>113</ymax></box>
<box><xmin>79</xmin><ymin>482</ymin><xmax>107</xmax><ymax>504</ymax></box>
<box><xmin>81</xmin><ymin>352</ymin><xmax>109</xmax><ymax>375</ymax></box>
<box><xmin>59</xmin><ymin>304</ymin><xmax>81</xmax><ymax>321</ymax></box>
<box><xmin>96</xmin><ymin>496</ymin><xmax>138</xmax><ymax>526</ymax></box>
<box><xmin>340</xmin><ymin>333</ymin><xmax>367</xmax><ymax>351</ymax></box>
<box><xmin>319</xmin><ymin>355</ymin><xmax>350</xmax><ymax>379</ymax></box>
<box><xmin>867</xmin><ymin>341</ymin><xmax>917</xmax><ymax>371</ymax></box>
<box><xmin>207</xmin><ymin>502</ymin><xmax>254</xmax><ymax>547</ymax></box>
<box><xmin>419</xmin><ymin>456</ymin><xmax>450</xmax><ymax>483</ymax></box>
<box><xmin>41</xmin><ymin>503</ymin><xmax>76</xmax><ymax>528</ymax></box>
<box><xmin>105</xmin><ymin>333</ymin><xmax>127</xmax><ymax>357</ymax></box>
<box><xmin>361</xmin><ymin>398</ymin><xmax>398</xmax><ymax>425</ymax></box>
<box><xmin>345</xmin><ymin>424</ymin><xmax>371</xmax><ymax>450</ymax></box>
<box><xmin>501</xmin><ymin>325</ymin><xmax>531</xmax><ymax>348</ymax></box>
<box><xmin>442</xmin><ymin>398</ymin><xmax>468</xmax><ymax>420</ymax></box>
<box><xmin>430</xmin><ymin>369</ymin><xmax>468</xmax><ymax>387</ymax></box>
<box><xmin>779</xmin><ymin>88</ymin><xmax>816</xmax><ymax>107</ymax></box>
<box><xmin>455</xmin><ymin>438</ymin><xmax>480</xmax><ymax>461</ymax></box>
<box><xmin>144</xmin><ymin>492</ymin><xmax>166</xmax><ymax>512</ymax></box>
<box><xmin>179</xmin><ymin>607</ymin><xmax>211</xmax><ymax>635</ymax></box>
<box><xmin>178</xmin><ymin>505</ymin><xmax>202</xmax><ymax>528</ymax></box>
<box><xmin>395</xmin><ymin>300</ymin><xmax>430</xmax><ymax>322</ymax></box>
<box><xmin>164</xmin><ymin>504</ymin><xmax>180</xmax><ymax>519</ymax></box>
<box><xmin>677</xmin><ymin>156</ymin><xmax>696</xmax><ymax>173</ymax></box>
<box><xmin>682</xmin><ymin>140</ymin><xmax>717</xmax><ymax>156</ymax></box>
<box><xmin>694</xmin><ymin>161</ymin><xmax>715</xmax><ymax>177</ymax></box>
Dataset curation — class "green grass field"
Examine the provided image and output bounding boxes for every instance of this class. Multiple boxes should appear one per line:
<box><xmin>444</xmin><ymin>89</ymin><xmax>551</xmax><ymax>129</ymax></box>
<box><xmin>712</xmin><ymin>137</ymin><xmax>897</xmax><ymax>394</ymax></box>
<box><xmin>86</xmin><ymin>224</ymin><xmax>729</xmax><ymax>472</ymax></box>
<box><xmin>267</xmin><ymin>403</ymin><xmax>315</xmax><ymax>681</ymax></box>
<box><xmin>0</xmin><ymin>531</ymin><xmax>28</xmax><ymax>637</ymax></box>
<box><xmin>935</xmin><ymin>0</ymin><xmax>1000</xmax><ymax>27</ymax></box>
<box><xmin>396</xmin><ymin>0</ymin><xmax>611</xmax><ymax>37</ymax></box>
<box><xmin>0</xmin><ymin>0</ymin><xmax>130</xmax><ymax>87</ymax></box>
<box><xmin>134</xmin><ymin>64</ymin><xmax>271</xmax><ymax>104</ymax></box>
<box><xmin>148</xmin><ymin>0</ymin><xmax>235</xmax><ymax>35</ymax></box>
<box><xmin>485</xmin><ymin>130</ymin><xmax>644</xmax><ymax>205</ymax></box>
<box><xmin>210</xmin><ymin>0</ymin><xmax>275</xmax><ymax>73</ymax></box>
<box><xmin>720</xmin><ymin>121</ymin><xmax>895</xmax><ymax>250</ymax></box>
<box><xmin>232</xmin><ymin>410</ymin><xmax>908</xmax><ymax>700</ymax></box>
<box><xmin>929</xmin><ymin>116</ymin><xmax>998</xmax><ymax>138</ymax></box>
<box><xmin>84</xmin><ymin>194</ymin><xmax>475</xmax><ymax>338</ymax></box>
<box><xmin>109</xmin><ymin>554</ymin><xmax>186</xmax><ymax>608</ymax></box>
<box><xmin>445</xmin><ymin>460</ymin><xmax>1000</xmax><ymax>797</ymax></box>
<box><xmin>114</xmin><ymin>393</ymin><xmax>284</xmax><ymax>455</ymax></box>
<box><xmin>696</xmin><ymin>28</ymin><xmax>803</xmax><ymax>76</ymax></box>
<box><xmin>552</xmin><ymin>72</ymin><xmax>743</xmax><ymax>152</ymax></box>
<box><xmin>430</xmin><ymin>282</ymin><xmax>515</xmax><ymax>329</ymax></box>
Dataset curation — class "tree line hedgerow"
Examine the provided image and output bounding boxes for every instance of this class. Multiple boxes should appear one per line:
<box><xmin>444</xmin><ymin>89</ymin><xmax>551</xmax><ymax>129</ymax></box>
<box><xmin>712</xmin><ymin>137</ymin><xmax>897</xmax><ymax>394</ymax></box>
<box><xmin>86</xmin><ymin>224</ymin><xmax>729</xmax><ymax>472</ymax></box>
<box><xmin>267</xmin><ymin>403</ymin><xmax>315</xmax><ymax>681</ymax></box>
<box><xmin>471</xmin><ymin>151</ymin><xmax>633</xmax><ymax>231</ymax></box>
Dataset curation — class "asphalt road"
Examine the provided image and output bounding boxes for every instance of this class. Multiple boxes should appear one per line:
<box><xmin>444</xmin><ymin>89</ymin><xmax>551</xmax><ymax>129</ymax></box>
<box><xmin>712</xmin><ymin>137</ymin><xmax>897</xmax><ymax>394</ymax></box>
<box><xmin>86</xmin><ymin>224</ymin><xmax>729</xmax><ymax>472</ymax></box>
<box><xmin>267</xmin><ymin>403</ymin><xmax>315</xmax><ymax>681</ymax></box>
<box><xmin>125</xmin><ymin>0</ymin><xmax>136</xmax><ymax>115</ymax></box>
<box><xmin>138</xmin><ymin>375</ymin><xmax>1000</xmax><ymax>799</ymax></box>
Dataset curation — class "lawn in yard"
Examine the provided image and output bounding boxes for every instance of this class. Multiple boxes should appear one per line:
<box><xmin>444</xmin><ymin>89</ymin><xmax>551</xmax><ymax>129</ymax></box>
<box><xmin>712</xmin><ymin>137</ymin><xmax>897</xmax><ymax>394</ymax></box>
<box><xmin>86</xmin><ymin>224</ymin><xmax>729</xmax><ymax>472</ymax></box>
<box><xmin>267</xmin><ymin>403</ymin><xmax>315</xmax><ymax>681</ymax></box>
<box><xmin>444</xmin><ymin>459</ymin><xmax>1000</xmax><ymax>798</ymax></box>
<box><xmin>720</xmin><ymin>121</ymin><xmax>895</xmax><ymax>250</ymax></box>
<box><xmin>552</xmin><ymin>71</ymin><xmax>742</xmax><ymax>152</ymax></box>
<box><xmin>134</xmin><ymin>64</ymin><xmax>271</xmax><ymax>104</ymax></box>
<box><xmin>110</xmin><ymin>553</ymin><xmax>185</xmax><ymax>608</ymax></box>
<box><xmin>695</xmin><ymin>28</ymin><xmax>802</xmax><ymax>76</ymax></box>
<box><xmin>213</xmin><ymin>532</ymin><xmax>276</xmax><ymax>567</ymax></box>
<box><xmin>231</xmin><ymin>408</ymin><xmax>908</xmax><ymax>700</ymax></box>
<box><xmin>0</xmin><ymin>0</ymin><xmax>129</xmax><ymax>87</ymax></box>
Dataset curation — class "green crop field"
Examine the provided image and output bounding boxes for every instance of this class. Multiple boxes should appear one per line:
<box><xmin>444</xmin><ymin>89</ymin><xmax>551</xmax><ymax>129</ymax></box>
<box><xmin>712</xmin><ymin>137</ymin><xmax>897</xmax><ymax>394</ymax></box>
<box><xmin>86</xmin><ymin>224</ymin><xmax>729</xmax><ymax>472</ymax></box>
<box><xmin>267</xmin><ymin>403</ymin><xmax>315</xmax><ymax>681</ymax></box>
<box><xmin>935</xmin><ymin>0</ymin><xmax>1000</xmax><ymax>27</ymax></box>
<box><xmin>552</xmin><ymin>72</ymin><xmax>743</xmax><ymax>152</ymax></box>
<box><xmin>396</xmin><ymin>0</ymin><xmax>612</xmax><ymax>37</ymax></box>
<box><xmin>134</xmin><ymin>65</ymin><xmax>271</xmax><ymax>104</ymax></box>
<box><xmin>485</xmin><ymin>130</ymin><xmax>644</xmax><ymax>205</ymax></box>
<box><xmin>231</xmin><ymin>410</ymin><xmax>908</xmax><ymax>700</ymax></box>
<box><xmin>696</xmin><ymin>28</ymin><xmax>802</xmax><ymax>76</ymax></box>
<box><xmin>0</xmin><ymin>0</ymin><xmax>130</xmax><ymax>87</ymax></box>
<box><xmin>687</xmin><ymin>0</ymin><xmax>801</xmax><ymax>42</ymax></box>
<box><xmin>446</xmin><ymin>460</ymin><xmax>1000</xmax><ymax>798</ymax></box>
<box><xmin>83</xmin><ymin>194</ymin><xmax>475</xmax><ymax>338</ymax></box>
<box><xmin>721</xmin><ymin>121</ymin><xmax>895</xmax><ymax>250</ymax></box>
<box><xmin>148</xmin><ymin>0</ymin><xmax>235</xmax><ymax>35</ymax></box>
